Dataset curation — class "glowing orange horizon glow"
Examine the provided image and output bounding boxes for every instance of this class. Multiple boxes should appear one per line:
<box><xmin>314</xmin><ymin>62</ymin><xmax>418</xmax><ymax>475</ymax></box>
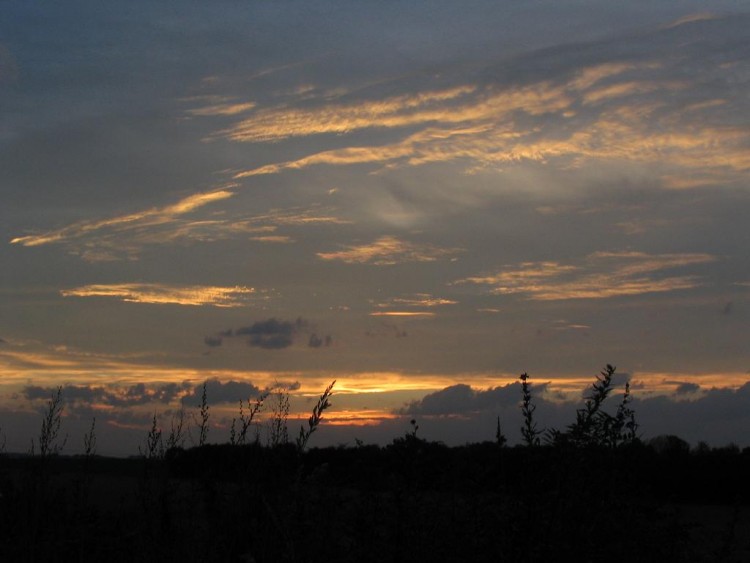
<box><xmin>308</xmin><ymin>410</ymin><xmax>400</xmax><ymax>426</ymax></box>
<box><xmin>3</xmin><ymin>342</ymin><xmax>748</xmax><ymax>420</ymax></box>
<box><xmin>2</xmin><ymin>355</ymin><xmax>747</xmax><ymax>398</ymax></box>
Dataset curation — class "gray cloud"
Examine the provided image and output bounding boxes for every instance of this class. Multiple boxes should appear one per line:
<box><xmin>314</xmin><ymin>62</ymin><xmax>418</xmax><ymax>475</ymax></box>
<box><xmin>22</xmin><ymin>382</ymin><xmax>192</xmax><ymax>408</ymax></box>
<box><xmin>204</xmin><ymin>335</ymin><xmax>223</xmax><ymax>347</ymax></box>
<box><xmin>401</xmin><ymin>382</ymin><xmax>541</xmax><ymax>415</ymax></box>
<box><xmin>365</xmin><ymin>322</ymin><xmax>408</xmax><ymax>338</ymax></box>
<box><xmin>181</xmin><ymin>378</ymin><xmax>262</xmax><ymax>406</ymax></box>
<box><xmin>675</xmin><ymin>382</ymin><xmax>701</xmax><ymax>395</ymax></box>
<box><xmin>398</xmin><ymin>380</ymin><xmax>750</xmax><ymax>448</ymax></box>
<box><xmin>207</xmin><ymin>317</ymin><xmax>326</xmax><ymax>350</ymax></box>
<box><xmin>308</xmin><ymin>333</ymin><xmax>333</xmax><ymax>348</ymax></box>
<box><xmin>236</xmin><ymin>318</ymin><xmax>300</xmax><ymax>349</ymax></box>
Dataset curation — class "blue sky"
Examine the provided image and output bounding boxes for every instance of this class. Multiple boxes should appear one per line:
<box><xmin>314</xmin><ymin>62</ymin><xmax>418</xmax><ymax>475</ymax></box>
<box><xmin>1</xmin><ymin>1</ymin><xmax>749</xmax><ymax>455</ymax></box>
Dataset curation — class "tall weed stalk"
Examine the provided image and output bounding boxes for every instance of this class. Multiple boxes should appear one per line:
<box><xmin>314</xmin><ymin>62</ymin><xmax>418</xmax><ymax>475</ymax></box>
<box><xmin>296</xmin><ymin>380</ymin><xmax>335</xmax><ymax>451</ymax></box>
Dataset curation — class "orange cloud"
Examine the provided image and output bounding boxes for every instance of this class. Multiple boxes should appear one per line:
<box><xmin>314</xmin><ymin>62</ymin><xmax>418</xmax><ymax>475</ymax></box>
<box><xmin>10</xmin><ymin>188</ymin><xmax>347</xmax><ymax>261</ymax></box>
<box><xmin>222</xmin><ymin>55</ymin><xmax>748</xmax><ymax>189</ymax></box>
<box><xmin>369</xmin><ymin>311</ymin><xmax>436</xmax><ymax>317</ymax></box>
<box><xmin>455</xmin><ymin>252</ymin><xmax>716</xmax><ymax>300</ymax></box>
<box><xmin>374</xmin><ymin>294</ymin><xmax>458</xmax><ymax>308</ymax></box>
<box><xmin>218</xmin><ymin>85</ymin><xmax>477</xmax><ymax>142</ymax></box>
<box><xmin>662</xmin><ymin>13</ymin><xmax>720</xmax><ymax>29</ymax></box>
<box><xmin>317</xmin><ymin>235</ymin><xmax>462</xmax><ymax>265</ymax></box>
<box><xmin>61</xmin><ymin>283</ymin><xmax>259</xmax><ymax>307</ymax></box>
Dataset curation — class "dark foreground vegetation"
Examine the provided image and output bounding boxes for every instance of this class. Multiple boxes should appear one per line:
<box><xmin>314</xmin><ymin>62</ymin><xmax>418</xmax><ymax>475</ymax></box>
<box><xmin>1</xmin><ymin>367</ymin><xmax>749</xmax><ymax>562</ymax></box>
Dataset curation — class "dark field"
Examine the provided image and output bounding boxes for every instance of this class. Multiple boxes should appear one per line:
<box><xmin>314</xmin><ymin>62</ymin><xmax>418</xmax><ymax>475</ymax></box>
<box><xmin>1</xmin><ymin>439</ymin><xmax>749</xmax><ymax>563</ymax></box>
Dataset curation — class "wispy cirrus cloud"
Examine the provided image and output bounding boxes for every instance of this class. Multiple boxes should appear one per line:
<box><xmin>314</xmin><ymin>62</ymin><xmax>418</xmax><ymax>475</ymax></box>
<box><xmin>214</xmin><ymin>85</ymin><xmax>478</xmax><ymax>142</ymax></box>
<box><xmin>369</xmin><ymin>311</ymin><xmax>436</xmax><ymax>317</ymax></box>
<box><xmin>184</xmin><ymin>95</ymin><xmax>257</xmax><ymax>116</ymax></box>
<box><xmin>370</xmin><ymin>293</ymin><xmax>458</xmax><ymax>318</ymax></box>
<box><xmin>11</xmin><ymin>189</ymin><xmax>235</xmax><ymax>249</ymax></box>
<box><xmin>249</xmin><ymin>235</ymin><xmax>294</xmax><ymax>243</ymax></box>
<box><xmin>10</xmin><ymin>188</ymin><xmax>240</xmax><ymax>261</ymax></box>
<box><xmin>316</xmin><ymin>235</ymin><xmax>462</xmax><ymax>265</ymax></box>
<box><xmin>222</xmin><ymin>19</ymin><xmax>750</xmax><ymax>189</ymax></box>
<box><xmin>61</xmin><ymin>283</ymin><xmax>260</xmax><ymax>307</ymax></box>
<box><xmin>662</xmin><ymin>12</ymin><xmax>721</xmax><ymax>29</ymax></box>
<box><xmin>10</xmin><ymin>181</ymin><xmax>347</xmax><ymax>261</ymax></box>
<box><xmin>374</xmin><ymin>293</ymin><xmax>458</xmax><ymax>308</ymax></box>
<box><xmin>455</xmin><ymin>252</ymin><xmax>716</xmax><ymax>300</ymax></box>
<box><xmin>234</xmin><ymin>95</ymin><xmax>750</xmax><ymax>182</ymax></box>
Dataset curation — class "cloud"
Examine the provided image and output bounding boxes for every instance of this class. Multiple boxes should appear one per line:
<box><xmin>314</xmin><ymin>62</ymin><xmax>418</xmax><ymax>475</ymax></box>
<box><xmin>632</xmin><ymin>383</ymin><xmax>750</xmax><ymax>445</ymax></box>
<box><xmin>283</xmin><ymin>104</ymin><xmax>750</xmax><ymax>181</ymax></box>
<box><xmin>236</xmin><ymin>317</ymin><xmax>307</xmax><ymax>349</ymax></box>
<box><xmin>11</xmin><ymin>189</ymin><xmax>235</xmax><ymax>252</ymax></box>
<box><xmin>400</xmin><ymin>382</ymin><xmax>542</xmax><ymax>415</ymax></box>
<box><xmin>225</xmin><ymin>19</ymin><xmax>750</xmax><ymax>194</ymax></box>
<box><xmin>205</xmin><ymin>317</ymin><xmax>331</xmax><ymax>350</ymax></box>
<box><xmin>374</xmin><ymin>294</ymin><xmax>458</xmax><ymax>308</ymax></box>
<box><xmin>662</xmin><ymin>13</ymin><xmax>721</xmax><ymax>29</ymax></box>
<box><xmin>249</xmin><ymin>235</ymin><xmax>294</xmax><ymax>244</ymax></box>
<box><xmin>365</xmin><ymin>322</ymin><xmax>408</xmax><ymax>338</ymax></box>
<box><xmin>181</xmin><ymin>378</ymin><xmax>262</xmax><ymax>406</ymax></box>
<box><xmin>204</xmin><ymin>335</ymin><xmax>223</xmax><ymax>347</ymax></box>
<box><xmin>455</xmin><ymin>251</ymin><xmax>716</xmax><ymax>300</ymax></box>
<box><xmin>22</xmin><ymin>382</ymin><xmax>192</xmax><ymax>408</ymax></box>
<box><xmin>369</xmin><ymin>311</ymin><xmax>435</xmax><ymax>318</ymax></box>
<box><xmin>215</xmin><ymin>85</ymin><xmax>478</xmax><ymax>142</ymax></box>
<box><xmin>675</xmin><ymin>382</ymin><xmax>701</xmax><ymax>395</ymax></box>
<box><xmin>308</xmin><ymin>333</ymin><xmax>332</xmax><ymax>348</ymax></box>
<box><xmin>244</xmin><ymin>206</ymin><xmax>351</xmax><ymax>227</ymax></box>
<box><xmin>11</xmin><ymin>188</ymin><xmax>348</xmax><ymax>261</ymax></box>
<box><xmin>394</xmin><ymin>379</ymin><xmax>750</xmax><ymax>446</ymax></box>
<box><xmin>185</xmin><ymin>97</ymin><xmax>256</xmax><ymax>116</ymax></box>
<box><xmin>317</xmin><ymin>235</ymin><xmax>462</xmax><ymax>265</ymax></box>
<box><xmin>61</xmin><ymin>283</ymin><xmax>259</xmax><ymax>308</ymax></box>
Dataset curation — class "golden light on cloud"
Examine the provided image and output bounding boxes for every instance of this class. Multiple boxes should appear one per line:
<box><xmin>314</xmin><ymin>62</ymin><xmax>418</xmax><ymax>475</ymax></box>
<box><xmin>375</xmin><ymin>294</ymin><xmax>458</xmax><ymax>308</ymax></box>
<box><xmin>569</xmin><ymin>62</ymin><xmax>637</xmax><ymax>90</ymax></box>
<box><xmin>456</xmin><ymin>252</ymin><xmax>716</xmax><ymax>300</ymax></box>
<box><xmin>316</xmin><ymin>235</ymin><xmax>462</xmax><ymax>265</ymax></box>
<box><xmin>222</xmin><ymin>52</ymin><xmax>749</xmax><ymax>191</ymax></box>
<box><xmin>10</xmin><ymin>188</ymin><xmax>348</xmax><ymax>261</ymax></box>
<box><xmin>250</xmin><ymin>235</ymin><xmax>294</xmax><ymax>243</ymax></box>
<box><xmin>582</xmin><ymin>80</ymin><xmax>680</xmax><ymax>105</ymax></box>
<box><xmin>663</xmin><ymin>12</ymin><xmax>720</xmax><ymax>29</ymax></box>
<box><xmin>162</xmin><ymin>190</ymin><xmax>235</xmax><ymax>214</ymax></box>
<box><xmin>251</xmin><ymin>206</ymin><xmax>352</xmax><ymax>226</ymax></box>
<box><xmin>61</xmin><ymin>283</ymin><xmax>258</xmax><ymax>307</ymax></box>
<box><xmin>188</xmin><ymin>101</ymin><xmax>256</xmax><ymax>116</ymax></box>
<box><xmin>458</xmin><ymin>261</ymin><xmax>578</xmax><ymax>287</ymax></box>
<box><xmin>324</xmin><ymin>410</ymin><xmax>400</xmax><ymax>426</ymax></box>
<box><xmin>369</xmin><ymin>311</ymin><xmax>436</xmax><ymax>317</ymax></box>
<box><xmin>4</xmin><ymin>335</ymin><xmax>750</xmax><ymax>434</ymax></box>
<box><xmin>10</xmin><ymin>189</ymin><xmax>235</xmax><ymax>249</ymax></box>
<box><xmin>217</xmin><ymin>85</ymin><xmax>477</xmax><ymax>142</ymax></box>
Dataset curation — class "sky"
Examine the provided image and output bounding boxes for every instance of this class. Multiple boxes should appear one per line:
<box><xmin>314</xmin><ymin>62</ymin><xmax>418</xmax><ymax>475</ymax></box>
<box><xmin>1</xmin><ymin>1</ymin><xmax>749</xmax><ymax>456</ymax></box>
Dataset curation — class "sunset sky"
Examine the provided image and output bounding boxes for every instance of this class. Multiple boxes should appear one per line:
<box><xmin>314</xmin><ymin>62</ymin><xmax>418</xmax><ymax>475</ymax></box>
<box><xmin>1</xmin><ymin>1</ymin><xmax>749</xmax><ymax>455</ymax></box>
